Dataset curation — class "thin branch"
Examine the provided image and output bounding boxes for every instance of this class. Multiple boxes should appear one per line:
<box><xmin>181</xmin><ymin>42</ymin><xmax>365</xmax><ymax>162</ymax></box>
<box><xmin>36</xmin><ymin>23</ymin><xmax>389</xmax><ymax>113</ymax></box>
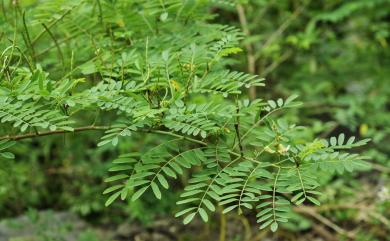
<box><xmin>0</xmin><ymin>126</ymin><xmax>109</xmax><ymax>141</ymax></box>
<box><xmin>30</xmin><ymin>3</ymin><xmax>79</xmax><ymax>46</ymax></box>
<box><xmin>262</xmin><ymin>50</ymin><xmax>292</xmax><ymax>76</ymax></box>
<box><xmin>234</xmin><ymin>101</ymin><xmax>244</xmax><ymax>156</ymax></box>
<box><xmin>42</xmin><ymin>23</ymin><xmax>65</xmax><ymax>69</ymax></box>
<box><xmin>295</xmin><ymin>206</ymin><xmax>356</xmax><ymax>239</ymax></box>
<box><xmin>371</xmin><ymin>163</ymin><xmax>390</xmax><ymax>173</ymax></box>
<box><xmin>0</xmin><ymin>125</ymin><xmax>247</xmax><ymax>159</ymax></box>
<box><xmin>22</xmin><ymin>11</ymin><xmax>35</xmax><ymax>64</ymax></box>
<box><xmin>34</xmin><ymin>29</ymin><xmax>93</xmax><ymax>58</ymax></box>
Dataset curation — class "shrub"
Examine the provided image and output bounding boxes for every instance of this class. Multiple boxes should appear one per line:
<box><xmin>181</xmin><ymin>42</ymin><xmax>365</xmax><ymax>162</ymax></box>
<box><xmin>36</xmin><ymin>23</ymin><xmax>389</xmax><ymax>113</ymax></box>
<box><xmin>0</xmin><ymin>0</ymin><xmax>370</xmax><ymax>232</ymax></box>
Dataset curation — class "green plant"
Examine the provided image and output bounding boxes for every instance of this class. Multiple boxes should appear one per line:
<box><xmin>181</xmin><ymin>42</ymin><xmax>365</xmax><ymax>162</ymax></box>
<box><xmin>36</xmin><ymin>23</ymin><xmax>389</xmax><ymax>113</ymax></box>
<box><xmin>0</xmin><ymin>0</ymin><xmax>371</xmax><ymax>233</ymax></box>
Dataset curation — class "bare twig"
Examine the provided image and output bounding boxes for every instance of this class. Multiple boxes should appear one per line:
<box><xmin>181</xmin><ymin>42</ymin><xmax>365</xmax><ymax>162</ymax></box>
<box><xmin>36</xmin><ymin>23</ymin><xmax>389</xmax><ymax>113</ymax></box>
<box><xmin>371</xmin><ymin>163</ymin><xmax>390</xmax><ymax>173</ymax></box>
<box><xmin>0</xmin><ymin>126</ymin><xmax>109</xmax><ymax>141</ymax></box>
<box><xmin>311</xmin><ymin>224</ymin><xmax>338</xmax><ymax>241</ymax></box>
<box><xmin>294</xmin><ymin>206</ymin><xmax>356</xmax><ymax>239</ymax></box>
<box><xmin>262</xmin><ymin>50</ymin><xmax>293</xmax><ymax>76</ymax></box>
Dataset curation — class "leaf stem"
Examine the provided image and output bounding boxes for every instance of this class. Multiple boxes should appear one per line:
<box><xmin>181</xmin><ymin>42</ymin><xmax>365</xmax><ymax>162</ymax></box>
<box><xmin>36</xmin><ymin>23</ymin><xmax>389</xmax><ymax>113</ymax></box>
<box><xmin>272</xmin><ymin>168</ymin><xmax>281</xmax><ymax>223</ymax></box>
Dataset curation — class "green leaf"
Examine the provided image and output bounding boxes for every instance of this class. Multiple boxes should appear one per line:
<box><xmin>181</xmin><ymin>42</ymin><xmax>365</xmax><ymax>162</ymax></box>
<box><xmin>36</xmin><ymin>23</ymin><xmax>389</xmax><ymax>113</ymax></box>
<box><xmin>259</xmin><ymin>219</ymin><xmax>273</xmax><ymax>229</ymax></box>
<box><xmin>180</xmin><ymin>189</ymin><xmax>203</xmax><ymax>197</ymax></box>
<box><xmin>0</xmin><ymin>152</ymin><xmax>15</xmax><ymax>159</ymax></box>
<box><xmin>157</xmin><ymin>174</ymin><xmax>169</xmax><ymax>189</ymax></box>
<box><xmin>112</xmin><ymin>137</ymin><xmax>119</xmax><ymax>146</ymax></box>
<box><xmin>0</xmin><ymin>140</ymin><xmax>15</xmax><ymax>151</ymax></box>
<box><xmin>256</xmin><ymin>208</ymin><xmax>272</xmax><ymax>217</ymax></box>
<box><xmin>257</xmin><ymin>213</ymin><xmax>273</xmax><ymax>223</ymax></box>
<box><xmin>160</xmin><ymin>12</ymin><xmax>168</xmax><ymax>21</ymax></box>
<box><xmin>162</xmin><ymin>166</ymin><xmax>177</xmax><ymax>178</ymax></box>
<box><xmin>330</xmin><ymin>137</ymin><xmax>337</xmax><ymax>146</ymax></box>
<box><xmin>105</xmin><ymin>174</ymin><xmax>129</xmax><ymax>182</ymax></box>
<box><xmin>97</xmin><ymin>139</ymin><xmax>111</xmax><ymax>147</ymax></box>
<box><xmin>162</xmin><ymin>50</ymin><xmax>169</xmax><ymax>62</ymax></box>
<box><xmin>105</xmin><ymin>191</ymin><xmax>121</xmax><ymax>207</ymax></box>
<box><xmin>223</xmin><ymin>205</ymin><xmax>237</xmax><ymax>214</ymax></box>
<box><xmin>21</xmin><ymin>123</ymin><xmax>29</xmax><ymax>132</ymax></box>
<box><xmin>285</xmin><ymin>94</ymin><xmax>298</xmax><ymax>105</ymax></box>
<box><xmin>175</xmin><ymin>207</ymin><xmax>197</xmax><ymax>218</ymax></box>
<box><xmin>177</xmin><ymin>198</ymin><xmax>199</xmax><ymax>205</ymax></box>
<box><xmin>277</xmin><ymin>98</ymin><xmax>283</xmax><ymax>107</ymax></box>
<box><xmin>121</xmin><ymin>188</ymin><xmax>129</xmax><ymax>200</ymax></box>
<box><xmin>295</xmin><ymin>198</ymin><xmax>306</xmax><ymax>205</ymax></box>
<box><xmin>103</xmin><ymin>185</ymin><xmax>123</xmax><ymax>194</ymax></box>
<box><xmin>338</xmin><ymin>133</ymin><xmax>345</xmax><ymax>145</ymax></box>
<box><xmin>270</xmin><ymin>222</ymin><xmax>278</xmax><ymax>232</ymax></box>
<box><xmin>183</xmin><ymin>212</ymin><xmax>196</xmax><ymax>225</ymax></box>
<box><xmin>203</xmin><ymin>199</ymin><xmax>215</xmax><ymax>212</ymax></box>
<box><xmin>291</xmin><ymin>192</ymin><xmax>304</xmax><ymax>203</ymax></box>
<box><xmin>307</xmin><ymin>196</ymin><xmax>321</xmax><ymax>206</ymax></box>
<box><xmin>268</xmin><ymin>100</ymin><xmax>277</xmax><ymax>109</ymax></box>
<box><xmin>198</xmin><ymin>208</ymin><xmax>208</xmax><ymax>222</ymax></box>
<box><xmin>131</xmin><ymin>186</ymin><xmax>148</xmax><ymax>201</ymax></box>
<box><xmin>151</xmin><ymin>181</ymin><xmax>162</xmax><ymax>199</ymax></box>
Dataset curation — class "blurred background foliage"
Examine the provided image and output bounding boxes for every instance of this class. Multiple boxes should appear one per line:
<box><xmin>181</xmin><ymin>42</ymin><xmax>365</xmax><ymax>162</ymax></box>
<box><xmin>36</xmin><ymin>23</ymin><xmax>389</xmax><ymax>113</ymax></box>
<box><xmin>0</xmin><ymin>0</ymin><xmax>389</xmax><ymax>240</ymax></box>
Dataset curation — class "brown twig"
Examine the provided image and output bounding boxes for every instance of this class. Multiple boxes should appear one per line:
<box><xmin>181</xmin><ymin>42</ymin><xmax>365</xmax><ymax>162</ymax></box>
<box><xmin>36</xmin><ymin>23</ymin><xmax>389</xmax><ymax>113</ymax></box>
<box><xmin>0</xmin><ymin>126</ymin><xmax>109</xmax><ymax>141</ymax></box>
<box><xmin>294</xmin><ymin>206</ymin><xmax>356</xmax><ymax>239</ymax></box>
<box><xmin>311</xmin><ymin>224</ymin><xmax>339</xmax><ymax>241</ymax></box>
<box><xmin>371</xmin><ymin>163</ymin><xmax>390</xmax><ymax>173</ymax></box>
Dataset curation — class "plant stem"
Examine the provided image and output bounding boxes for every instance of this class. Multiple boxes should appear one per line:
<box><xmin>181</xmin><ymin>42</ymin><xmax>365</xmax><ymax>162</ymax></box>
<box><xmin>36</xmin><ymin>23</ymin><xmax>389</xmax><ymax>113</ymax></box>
<box><xmin>22</xmin><ymin>11</ymin><xmax>36</xmax><ymax>65</ymax></box>
<box><xmin>0</xmin><ymin>126</ymin><xmax>109</xmax><ymax>141</ymax></box>
<box><xmin>42</xmin><ymin>23</ymin><xmax>65</xmax><ymax>70</ymax></box>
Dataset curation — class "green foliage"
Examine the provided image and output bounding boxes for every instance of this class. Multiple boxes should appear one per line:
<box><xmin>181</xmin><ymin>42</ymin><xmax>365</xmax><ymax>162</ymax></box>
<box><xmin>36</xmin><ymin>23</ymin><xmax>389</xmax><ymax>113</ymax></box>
<box><xmin>0</xmin><ymin>140</ymin><xmax>15</xmax><ymax>159</ymax></box>
<box><xmin>0</xmin><ymin>0</ymin><xmax>383</xmax><ymax>237</ymax></box>
<box><xmin>221</xmin><ymin>0</ymin><xmax>390</xmax><ymax>238</ymax></box>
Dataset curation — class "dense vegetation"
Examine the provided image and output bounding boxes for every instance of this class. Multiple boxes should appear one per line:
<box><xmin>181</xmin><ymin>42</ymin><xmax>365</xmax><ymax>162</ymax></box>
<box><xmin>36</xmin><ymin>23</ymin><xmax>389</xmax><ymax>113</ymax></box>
<box><xmin>0</xmin><ymin>0</ymin><xmax>389</xmax><ymax>240</ymax></box>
